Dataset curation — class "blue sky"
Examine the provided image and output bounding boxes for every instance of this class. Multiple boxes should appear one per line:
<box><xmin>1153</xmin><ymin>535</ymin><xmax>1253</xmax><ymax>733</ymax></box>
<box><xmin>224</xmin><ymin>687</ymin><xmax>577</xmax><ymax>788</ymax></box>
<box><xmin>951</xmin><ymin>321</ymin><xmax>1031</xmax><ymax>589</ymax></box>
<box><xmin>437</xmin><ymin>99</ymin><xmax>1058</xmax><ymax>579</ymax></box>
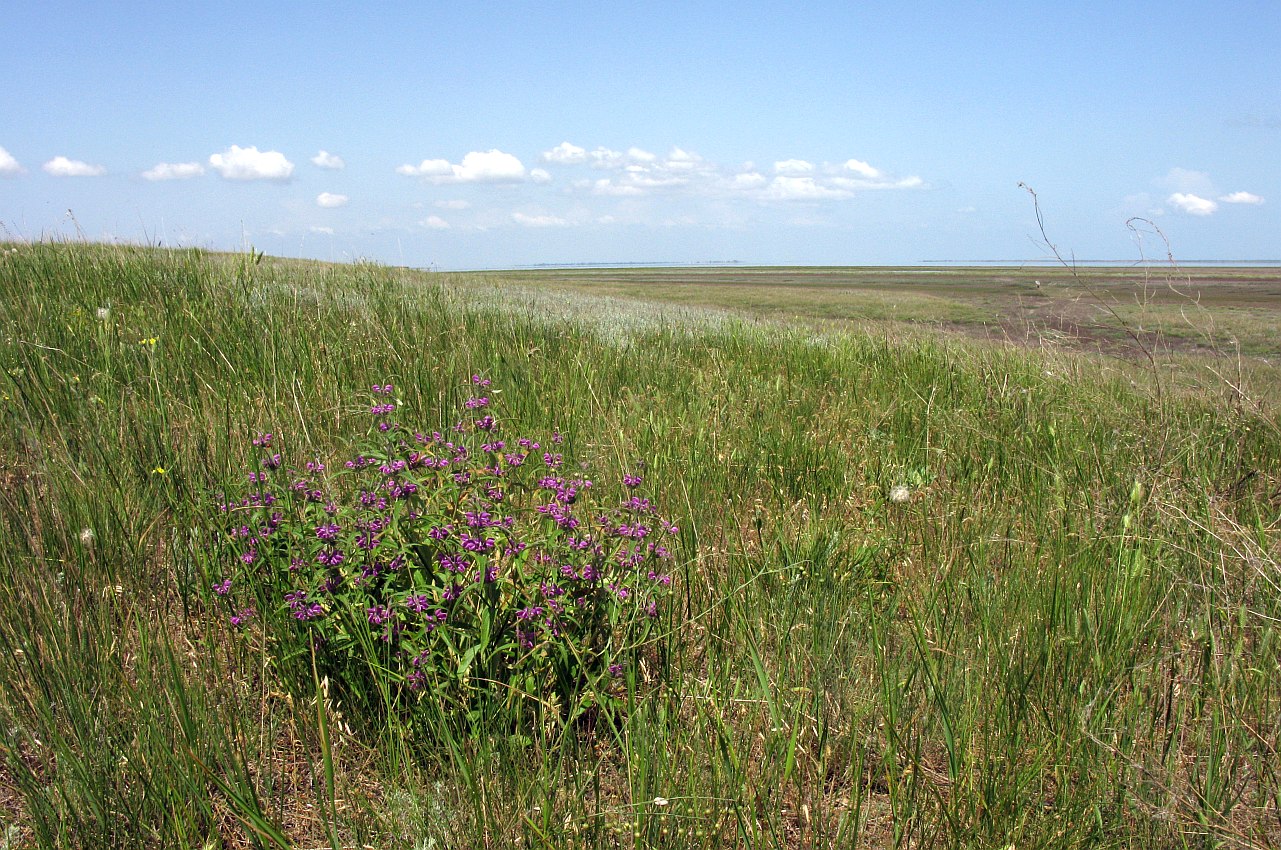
<box><xmin>1</xmin><ymin>1</ymin><xmax>1277</xmax><ymax>268</ymax></box>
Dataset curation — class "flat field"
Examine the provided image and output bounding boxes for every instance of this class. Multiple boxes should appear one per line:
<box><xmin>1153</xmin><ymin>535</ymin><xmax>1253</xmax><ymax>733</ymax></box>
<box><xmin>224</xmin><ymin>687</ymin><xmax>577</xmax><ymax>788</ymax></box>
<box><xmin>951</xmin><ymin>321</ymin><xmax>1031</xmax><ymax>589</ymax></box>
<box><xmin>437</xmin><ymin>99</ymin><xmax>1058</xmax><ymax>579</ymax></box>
<box><xmin>1</xmin><ymin>244</ymin><xmax>1279</xmax><ymax>849</ymax></box>
<box><xmin>476</xmin><ymin>264</ymin><xmax>1281</xmax><ymax>355</ymax></box>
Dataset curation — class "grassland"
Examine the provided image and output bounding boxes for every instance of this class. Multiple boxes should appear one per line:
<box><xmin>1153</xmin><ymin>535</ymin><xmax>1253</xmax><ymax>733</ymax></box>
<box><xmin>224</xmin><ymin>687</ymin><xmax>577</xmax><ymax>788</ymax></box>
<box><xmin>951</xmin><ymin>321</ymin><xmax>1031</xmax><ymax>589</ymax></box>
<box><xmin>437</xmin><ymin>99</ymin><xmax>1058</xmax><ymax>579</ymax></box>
<box><xmin>1</xmin><ymin>243</ymin><xmax>1279</xmax><ymax>849</ymax></box>
<box><xmin>477</xmin><ymin>265</ymin><xmax>1281</xmax><ymax>356</ymax></box>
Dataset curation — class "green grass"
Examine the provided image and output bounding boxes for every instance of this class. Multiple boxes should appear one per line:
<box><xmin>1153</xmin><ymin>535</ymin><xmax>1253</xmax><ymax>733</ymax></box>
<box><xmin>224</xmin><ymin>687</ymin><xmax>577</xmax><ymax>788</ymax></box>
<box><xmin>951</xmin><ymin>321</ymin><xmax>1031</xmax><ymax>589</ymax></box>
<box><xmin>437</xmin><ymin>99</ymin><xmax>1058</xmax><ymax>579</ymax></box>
<box><xmin>1</xmin><ymin>241</ymin><xmax>1279</xmax><ymax>848</ymax></box>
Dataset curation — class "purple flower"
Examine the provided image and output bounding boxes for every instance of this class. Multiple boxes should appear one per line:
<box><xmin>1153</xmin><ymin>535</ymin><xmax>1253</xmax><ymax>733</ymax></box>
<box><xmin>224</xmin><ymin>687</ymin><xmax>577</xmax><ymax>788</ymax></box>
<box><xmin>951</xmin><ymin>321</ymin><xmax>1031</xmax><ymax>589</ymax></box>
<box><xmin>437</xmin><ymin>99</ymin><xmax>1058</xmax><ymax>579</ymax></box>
<box><xmin>314</xmin><ymin>523</ymin><xmax>341</xmax><ymax>541</ymax></box>
<box><xmin>439</xmin><ymin>553</ymin><xmax>469</xmax><ymax>573</ymax></box>
<box><xmin>230</xmin><ymin>607</ymin><xmax>255</xmax><ymax>627</ymax></box>
<box><xmin>623</xmin><ymin>473</ymin><xmax>643</xmax><ymax>488</ymax></box>
<box><xmin>213</xmin><ymin>578</ymin><xmax>232</xmax><ymax>596</ymax></box>
<box><xmin>367</xmin><ymin>605</ymin><xmax>393</xmax><ymax>625</ymax></box>
<box><xmin>460</xmin><ymin>533</ymin><xmax>496</xmax><ymax>552</ymax></box>
<box><xmin>404</xmin><ymin>594</ymin><xmax>433</xmax><ymax>613</ymax></box>
<box><xmin>317</xmin><ymin>548</ymin><xmax>345</xmax><ymax>567</ymax></box>
<box><xmin>293</xmin><ymin>603</ymin><xmax>325</xmax><ymax>621</ymax></box>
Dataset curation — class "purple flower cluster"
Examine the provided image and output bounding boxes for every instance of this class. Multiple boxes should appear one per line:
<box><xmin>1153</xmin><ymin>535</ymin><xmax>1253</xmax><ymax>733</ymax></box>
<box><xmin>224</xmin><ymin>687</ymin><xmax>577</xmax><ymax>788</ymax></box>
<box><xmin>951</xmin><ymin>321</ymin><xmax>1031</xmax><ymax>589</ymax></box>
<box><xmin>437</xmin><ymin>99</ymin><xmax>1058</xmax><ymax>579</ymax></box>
<box><xmin>210</xmin><ymin>377</ymin><xmax>678</xmax><ymax>715</ymax></box>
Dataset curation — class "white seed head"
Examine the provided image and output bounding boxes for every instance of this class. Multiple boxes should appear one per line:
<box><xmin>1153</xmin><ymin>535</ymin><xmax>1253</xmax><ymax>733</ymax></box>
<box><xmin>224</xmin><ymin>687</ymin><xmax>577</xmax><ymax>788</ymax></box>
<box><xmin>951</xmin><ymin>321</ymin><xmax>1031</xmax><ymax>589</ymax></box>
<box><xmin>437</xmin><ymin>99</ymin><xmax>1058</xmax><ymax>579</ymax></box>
<box><xmin>96</xmin><ymin>307</ymin><xmax>111</xmax><ymax>321</ymax></box>
<box><xmin>79</xmin><ymin>527</ymin><xmax>96</xmax><ymax>546</ymax></box>
<box><xmin>889</xmin><ymin>485</ymin><xmax>911</xmax><ymax>504</ymax></box>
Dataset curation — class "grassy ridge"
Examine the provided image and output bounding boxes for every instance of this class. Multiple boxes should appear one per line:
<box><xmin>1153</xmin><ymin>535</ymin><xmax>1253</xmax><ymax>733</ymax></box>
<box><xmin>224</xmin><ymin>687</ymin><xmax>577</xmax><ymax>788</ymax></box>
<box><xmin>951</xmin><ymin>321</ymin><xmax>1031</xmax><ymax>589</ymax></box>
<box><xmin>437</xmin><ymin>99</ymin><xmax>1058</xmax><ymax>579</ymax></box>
<box><xmin>1</xmin><ymin>242</ymin><xmax>1279</xmax><ymax>848</ymax></box>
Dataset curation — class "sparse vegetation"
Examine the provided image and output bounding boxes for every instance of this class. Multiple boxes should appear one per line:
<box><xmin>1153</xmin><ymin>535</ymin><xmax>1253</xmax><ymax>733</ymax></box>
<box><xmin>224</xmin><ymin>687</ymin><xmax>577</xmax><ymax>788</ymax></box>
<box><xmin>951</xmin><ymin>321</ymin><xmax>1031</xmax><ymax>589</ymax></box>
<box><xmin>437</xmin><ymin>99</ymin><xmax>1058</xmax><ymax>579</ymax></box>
<box><xmin>1</xmin><ymin>241</ymin><xmax>1279</xmax><ymax>848</ymax></box>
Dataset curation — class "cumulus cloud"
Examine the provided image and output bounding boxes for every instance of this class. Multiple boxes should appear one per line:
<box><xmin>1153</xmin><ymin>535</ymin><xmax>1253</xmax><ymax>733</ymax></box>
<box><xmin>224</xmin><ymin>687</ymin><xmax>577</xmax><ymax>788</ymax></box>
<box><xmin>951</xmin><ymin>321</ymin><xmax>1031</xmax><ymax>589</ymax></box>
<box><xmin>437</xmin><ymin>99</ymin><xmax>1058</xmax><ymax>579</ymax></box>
<box><xmin>1219</xmin><ymin>191</ymin><xmax>1264</xmax><ymax>205</ymax></box>
<box><xmin>420</xmin><ymin>215</ymin><xmax>450</xmax><ymax>230</ymax></box>
<box><xmin>1168</xmin><ymin>193</ymin><xmax>1218</xmax><ymax>215</ymax></box>
<box><xmin>396</xmin><ymin>159</ymin><xmax>451</xmax><ymax>178</ymax></box>
<box><xmin>0</xmin><ymin>146</ymin><xmax>24</xmax><ymax>176</ymax></box>
<box><xmin>582</xmin><ymin>147</ymin><xmax>656</xmax><ymax>168</ymax></box>
<box><xmin>43</xmin><ymin>156</ymin><xmax>106</xmax><ymax>177</ymax></box>
<box><xmin>730</xmin><ymin>172</ymin><xmax>767</xmax><ymax>190</ymax></box>
<box><xmin>774</xmin><ymin>159</ymin><xmax>814</xmax><ymax>174</ymax></box>
<box><xmin>763</xmin><ymin>176</ymin><xmax>852</xmax><ymax>201</ymax></box>
<box><xmin>512</xmin><ymin>212</ymin><xmax>568</xmax><ymax>227</ymax></box>
<box><xmin>530</xmin><ymin>167</ymin><xmax>552</xmax><ymax>184</ymax></box>
<box><xmin>142</xmin><ymin>162</ymin><xmax>204</xmax><ymax>181</ymax></box>
<box><xmin>397</xmin><ymin>149</ymin><xmax>526</xmax><ymax>183</ymax></box>
<box><xmin>311</xmin><ymin>150</ymin><xmax>345</xmax><ymax>169</ymax></box>
<box><xmin>316</xmin><ymin>192</ymin><xmax>349</xmax><ymax>208</ymax></box>
<box><xmin>542</xmin><ymin>142</ymin><xmax>586</xmax><ymax>164</ymax></box>
<box><xmin>435</xmin><ymin>199</ymin><xmax>469</xmax><ymax>210</ymax></box>
<box><xmin>843</xmin><ymin>159</ymin><xmax>882</xmax><ymax>179</ymax></box>
<box><xmin>310</xmin><ymin>226</ymin><xmax>334</xmax><ymax>235</ymax></box>
<box><xmin>208</xmin><ymin>145</ymin><xmax>294</xmax><ymax>181</ymax></box>
<box><xmin>592</xmin><ymin>178</ymin><xmax>645</xmax><ymax>196</ymax></box>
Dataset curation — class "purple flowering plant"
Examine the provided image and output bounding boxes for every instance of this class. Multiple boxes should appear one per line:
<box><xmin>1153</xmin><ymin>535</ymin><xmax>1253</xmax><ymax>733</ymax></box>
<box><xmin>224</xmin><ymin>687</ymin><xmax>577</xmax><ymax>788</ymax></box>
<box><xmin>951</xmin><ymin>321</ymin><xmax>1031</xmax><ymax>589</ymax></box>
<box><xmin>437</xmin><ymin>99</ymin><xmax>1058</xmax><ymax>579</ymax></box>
<box><xmin>210</xmin><ymin>378</ymin><xmax>677</xmax><ymax>724</ymax></box>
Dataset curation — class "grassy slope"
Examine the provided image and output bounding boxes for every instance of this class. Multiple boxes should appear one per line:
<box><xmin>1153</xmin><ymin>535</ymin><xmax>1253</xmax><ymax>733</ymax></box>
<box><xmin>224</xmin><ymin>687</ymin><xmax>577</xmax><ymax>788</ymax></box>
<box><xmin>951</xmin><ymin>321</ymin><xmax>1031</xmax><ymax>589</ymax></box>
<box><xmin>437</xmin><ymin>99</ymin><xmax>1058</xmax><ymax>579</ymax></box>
<box><xmin>1</xmin><ymin>243</ymin><xmax>1279</xmax><ymax>849</ymax></box>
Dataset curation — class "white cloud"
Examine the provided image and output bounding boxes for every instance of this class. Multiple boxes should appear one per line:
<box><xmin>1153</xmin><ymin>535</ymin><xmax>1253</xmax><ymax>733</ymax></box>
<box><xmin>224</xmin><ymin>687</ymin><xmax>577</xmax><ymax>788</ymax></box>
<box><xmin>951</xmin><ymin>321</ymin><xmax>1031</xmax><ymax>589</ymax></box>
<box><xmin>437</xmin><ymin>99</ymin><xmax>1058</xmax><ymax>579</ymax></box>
<box><xmin>398</xmin><ymin>149</ymin><xmax>526</xmax><ymax>183</ymax></box>
<box><xmin>530</xmin><ymin>167</ymin><xmax>552</xmax><ymax>184</ymax></box>
<box><xmin>585</xmin><ymin>147</ymin><xmax>657</xmax><ymax>169</ymax></box>
<box><xmin>311</xmin><ymin>150</ymin><xmax>345</xmax><ymax>169</ymax></box>
<box><xmin>0</xmin><ymin>146</ymin><xmax>24</xmax><ymax>175</ymax></box>
<box><xmin>316</xmin><ymin>192</ymin><xmax>349</xmax><ymax>208</ymax></box>
<box><xmin>586</xmin><ymin>147</ymin><xmax>625</xmax><ymax>168</ymax></box>
<box><xmin>774</xmin><ymin>159</ymin><xmax>814</xmax><ymax>174</ymax></box>
<box><xmin>43</xmin><ymin>156</ymin><xmax>106</xmax><ymax>177</ymax></box>
<box><xmin>142</xmin><ymin>162</ymin><xmax>204</xmax><ymax>181</ymax></box>
<box><xmin>542</xmin><ymin>142</ymin><xmax>586</xmax><ymax>164</ymax></box>
<box><xmin>592</xmin><ymin>178</ymin><xmax>645</xmax><ymax>196</ymax></box>
<box><xmin>534</xmin><ymin>142</ymin><xmax>923</xmax><ymax>205</ymax></box>
<box><xmin>512</xmin><ymin>212</ymin><xmax>568</xmax><ymax>227</ymax></box>
<box><xmin>397</xmin><ymin>159</ymin><xmax>452</xmax><ymax>178</ymax></box>
<box><xmin>843</xmin><ymin>159</ymin><xmax>882</xmax><ymax>179</ymax></box>
<box><xmin>1168</xmin><ymin>193</ymin><xmax>1218</xmax><ymax>215</ymax></box>
<box><xmin>208</xmin><ymin>145</ymin><xmax>294</xmax><ymax>181</ymax></box>
<box><xmin>763</xmin><ymin>176</ymin><xmax>852</xmax><ymax>201</ymax></box>
<box><xmin>420</xmin><ymin>215</ymin><xmax>451</xmax><ymax>230</ymax></box>
<box><xmin>435</xmin><ymin>199</ymin><xmax>469</xmax><ymax>210</ymax></box>
<box><xmin>310</xmin><ymin>226</ymin><xmax>334</xmax><ymax>235</ymax></box>
<box><xmin>663</xmin><ymin>148</ymin><xmax>704</xmax><ymax>171</ymax></box>
<box><xmin>1219</xmin><ymin>191</ymin><xmax>1264</xmax><ymax>205</ymax></box>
